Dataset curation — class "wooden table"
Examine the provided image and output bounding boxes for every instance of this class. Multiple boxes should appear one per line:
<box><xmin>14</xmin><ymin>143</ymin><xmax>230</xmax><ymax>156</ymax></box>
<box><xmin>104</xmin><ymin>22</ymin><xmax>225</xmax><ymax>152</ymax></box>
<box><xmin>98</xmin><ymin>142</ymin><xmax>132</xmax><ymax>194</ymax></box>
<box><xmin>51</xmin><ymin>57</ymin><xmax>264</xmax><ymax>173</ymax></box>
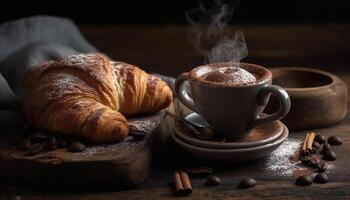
<box><xmin>1</xmin><ymin>24</ymin><xmax>350</xmax><ymax>199</ymax></box>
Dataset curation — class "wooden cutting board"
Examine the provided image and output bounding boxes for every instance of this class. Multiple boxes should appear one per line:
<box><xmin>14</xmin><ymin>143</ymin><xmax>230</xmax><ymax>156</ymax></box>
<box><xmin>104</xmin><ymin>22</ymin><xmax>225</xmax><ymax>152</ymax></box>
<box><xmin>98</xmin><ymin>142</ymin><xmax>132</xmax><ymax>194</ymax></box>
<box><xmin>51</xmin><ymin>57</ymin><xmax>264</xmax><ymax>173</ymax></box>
<box><xmin>0</xmin><ymin>111</ymin><xmax>165</xmax><ymax>191</ymax></box>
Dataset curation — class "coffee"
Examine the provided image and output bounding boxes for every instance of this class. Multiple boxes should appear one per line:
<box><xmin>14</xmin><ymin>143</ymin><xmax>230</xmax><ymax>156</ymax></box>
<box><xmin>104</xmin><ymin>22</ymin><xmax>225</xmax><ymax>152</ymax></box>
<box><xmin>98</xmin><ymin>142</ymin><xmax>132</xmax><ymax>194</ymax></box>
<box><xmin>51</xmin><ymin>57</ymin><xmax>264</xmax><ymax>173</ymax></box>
<box><xmin>175</xmin><ymin>62</ymin><xmax>290</xmax><ymax>141</ymax></box>
<box><xmin>200</xmin><ymin>67</ymin><xmax>256</xmax><ymax>85</ymax></box>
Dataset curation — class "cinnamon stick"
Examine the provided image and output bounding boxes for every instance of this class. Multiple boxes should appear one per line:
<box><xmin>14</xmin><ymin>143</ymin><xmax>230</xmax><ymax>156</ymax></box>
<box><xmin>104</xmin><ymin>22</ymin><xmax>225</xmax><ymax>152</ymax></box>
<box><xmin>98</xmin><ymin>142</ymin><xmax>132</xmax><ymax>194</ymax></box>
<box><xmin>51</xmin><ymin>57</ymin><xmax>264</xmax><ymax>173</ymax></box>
<box><xmin>306</xmin><ymin>132</ymin><xmax>315</xmax><ymax>151</ymax></box>
<box><xmin>301</xmin><ymin>132</ymin><xmax>315</xmax><ymax>157</ymax></box>
<box><xmin>302</xmin><ymin>133</ymin><xmax>310</xmax><ymax>152</ymax></box>
<box><xmin>179</xmin><ymin>171</ymin><xmax>192</xmax><ymax>195</ymax></box>
<box><xmin>174</xmin><ymin>171</ymin><xmax>192</xmax><ymax>196</ymax></box>
<box><xmin>174</xmin><ymin>171</ymin><xmax>184</xmax><ymax>194</ymax></box>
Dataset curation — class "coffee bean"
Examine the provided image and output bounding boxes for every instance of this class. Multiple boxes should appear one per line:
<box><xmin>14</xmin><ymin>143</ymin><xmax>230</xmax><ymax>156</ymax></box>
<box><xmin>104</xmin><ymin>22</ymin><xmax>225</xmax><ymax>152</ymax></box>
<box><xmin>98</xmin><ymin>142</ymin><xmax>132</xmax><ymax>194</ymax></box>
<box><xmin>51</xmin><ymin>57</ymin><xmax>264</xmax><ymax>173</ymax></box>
<box><xmin>314</xmin><ymin>173</ymin><xmax>329</xmax><ymax>184</ymax></box>
<box><xmin>128</xmin><ymin>125</ymin><xmax>138</xmax><ymax>132</ymax></box>
<box><xmin>322</xmin><ymin>142</ymin><xmax>332</xmax><ymax>153</ymax></box>
<box><xmin>315</xmin><ymin>135</ymin><xmax>326</xmax><ymax>144</ymax></box>
<box><xmin>327</xmin><ymin>136</ymin><xmax>343</xmax><ymax>146</ymax></box>
<box><xmin>312</xmin><ymin>141</ymin><xmax>320</xmax><ymax>149</ymax></box>
<box><xmin>68</xmin><ymin>142</ymin><xmax>86</xmax><ymax>152</ymax></box>
<box><xmin>42</xmin><ymin>141</ymin><xmax>49</xmax><ymax>150</ymax></box>
<box><xmin>238</xmin><ymin>178</ymin><xmax>256</xmax><ymax>189</ymax></box>
<box><xmin>295</xmin><ymin>175</ymin><xmax>313</xmax><ymax>186</ymax></box>
<box><xmin>57</xmin><ymin>138</ymin><xmax>68</xmax><ymax>148</ymax></box>
<box><xmin>130</xmin><ymin>130</ymin><xmax>146</xmax><ymax>141</ymax></box>
<box><xmin>30</xmin><ymin>132</ymin><xmax>50</xmax><ymax>142</ymax></box>
<box><xmin>121</xmin><ymin>136</ymin><xmax>134</xmax><ymax>142</ymax></box>
<box><xmin>205</xmin><ymin>176</ymin><xmax>221</xmax><ymax>186</ymax></box>
<box><xmin>129</xmin><ymin>125</ymin><xmax>146</xmax><ymax>141</ymax></box>
<box><xmin>47</xmin><ymin>137</ymin><xmax>57</xmax><ymax>151</ymax></box>
<box><xmin>312</xmin><ymin>147</ymin><xmax>320</xmax><ymax>154</ymax></box>
<box><xmin>17</xmin><ymin>139</ymin><xmax>31</xmax><ymax>151</ymax></box>
<box><xmin>186</xmin><ymin>166</ymin><xmax>213</xmax><ymax>178</ymax></box>
<box><xmin>323</xmin><ymin>150</ymin><xmax>336</xmax><ymax>161</ymax></box>
<box><xmin>28</xmin><ymin>143</ymin><xmax>43</xmax><ymax>155</ymax></box>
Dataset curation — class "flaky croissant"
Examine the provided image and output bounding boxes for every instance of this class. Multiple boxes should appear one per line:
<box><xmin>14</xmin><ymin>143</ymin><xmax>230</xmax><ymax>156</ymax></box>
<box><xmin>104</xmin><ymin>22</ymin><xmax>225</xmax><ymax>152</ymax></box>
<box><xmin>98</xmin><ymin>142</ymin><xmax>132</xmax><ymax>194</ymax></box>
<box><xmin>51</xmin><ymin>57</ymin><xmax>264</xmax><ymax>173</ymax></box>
<box><xmin>23</xmin><ymin>53</ymin><xmax>172</xmax><ymax>143</ymax></box>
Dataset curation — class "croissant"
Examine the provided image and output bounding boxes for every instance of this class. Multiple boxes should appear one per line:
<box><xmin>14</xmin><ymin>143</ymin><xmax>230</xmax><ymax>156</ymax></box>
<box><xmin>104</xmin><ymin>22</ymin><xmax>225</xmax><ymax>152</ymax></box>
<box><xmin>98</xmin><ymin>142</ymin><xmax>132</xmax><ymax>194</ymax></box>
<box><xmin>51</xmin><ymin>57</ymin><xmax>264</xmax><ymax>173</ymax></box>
<box><xmin>23</xmin><ymin>53</ymin><xmax>172</xmax><ymax>143</ymax></box>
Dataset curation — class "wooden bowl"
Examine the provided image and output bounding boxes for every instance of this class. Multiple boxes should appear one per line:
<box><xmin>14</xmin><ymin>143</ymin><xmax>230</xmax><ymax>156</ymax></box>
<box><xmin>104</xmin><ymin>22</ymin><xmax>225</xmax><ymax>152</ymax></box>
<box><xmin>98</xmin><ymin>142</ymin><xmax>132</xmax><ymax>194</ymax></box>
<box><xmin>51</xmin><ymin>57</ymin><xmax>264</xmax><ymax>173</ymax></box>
<box><xmin>266</xmin><ymin>67</ymin><xmax>348</xmax><ymax>130</ymax></box>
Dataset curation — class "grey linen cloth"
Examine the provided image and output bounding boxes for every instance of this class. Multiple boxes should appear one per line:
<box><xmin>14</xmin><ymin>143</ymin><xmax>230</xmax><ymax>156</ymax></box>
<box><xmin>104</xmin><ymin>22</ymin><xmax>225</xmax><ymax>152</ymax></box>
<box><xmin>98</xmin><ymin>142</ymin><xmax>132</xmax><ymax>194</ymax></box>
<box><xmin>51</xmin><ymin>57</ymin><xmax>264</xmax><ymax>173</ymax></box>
<box><xmin>0</xmin><ymin>16</ymin><xmax>178</xmax><ymax>131</ymax></box>
<box><xmin>0</xmin><ymin>16</ymin><xmax>99</xmax><ymax>130</ymax></box>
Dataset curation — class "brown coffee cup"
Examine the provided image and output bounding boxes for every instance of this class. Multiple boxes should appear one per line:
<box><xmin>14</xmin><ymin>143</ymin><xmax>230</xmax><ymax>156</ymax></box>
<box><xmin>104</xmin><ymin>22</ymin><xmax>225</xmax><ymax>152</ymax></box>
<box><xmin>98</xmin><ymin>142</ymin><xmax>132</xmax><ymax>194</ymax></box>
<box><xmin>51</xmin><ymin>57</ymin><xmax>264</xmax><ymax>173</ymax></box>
<box><xmin>175</xmin><ymin>62</ymin><xmax>290</xmax><ymax>141</ymax></box>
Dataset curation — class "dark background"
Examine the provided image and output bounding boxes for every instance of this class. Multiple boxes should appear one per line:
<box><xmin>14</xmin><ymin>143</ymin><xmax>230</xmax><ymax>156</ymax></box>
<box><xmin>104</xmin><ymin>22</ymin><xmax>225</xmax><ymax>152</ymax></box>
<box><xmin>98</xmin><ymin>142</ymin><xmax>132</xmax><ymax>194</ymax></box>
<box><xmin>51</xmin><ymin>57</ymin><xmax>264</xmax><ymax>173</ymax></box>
<box><xmin>1</xmin><ymin>0</ymin><xmax>350</xmax><ymax>25</ymax></box>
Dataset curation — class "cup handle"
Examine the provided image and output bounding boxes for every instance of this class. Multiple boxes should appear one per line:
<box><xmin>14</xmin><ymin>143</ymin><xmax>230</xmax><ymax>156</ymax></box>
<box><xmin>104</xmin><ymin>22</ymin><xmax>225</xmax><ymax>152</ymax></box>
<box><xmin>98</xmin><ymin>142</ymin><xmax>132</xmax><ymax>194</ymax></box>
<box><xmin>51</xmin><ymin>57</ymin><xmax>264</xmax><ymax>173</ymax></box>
<box><xmin>249</xmin><ymin>85</ymin><xmax>291</xmax><ymax>128</ymax></box>
<box><xmin>175</xmin><ymin>72</ymin><xmax>198</xmax><ymax>112</ymax></box>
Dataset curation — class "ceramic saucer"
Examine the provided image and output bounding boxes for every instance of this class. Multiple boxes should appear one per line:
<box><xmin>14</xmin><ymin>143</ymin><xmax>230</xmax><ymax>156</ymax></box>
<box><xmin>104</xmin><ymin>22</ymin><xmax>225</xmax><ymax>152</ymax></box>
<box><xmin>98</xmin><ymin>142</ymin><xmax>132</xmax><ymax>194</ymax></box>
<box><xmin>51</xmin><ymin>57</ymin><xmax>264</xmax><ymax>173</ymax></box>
<box><xmin>171</xmin><ymin>124</ymin><xmax>289</xmax><ymax>162</ymax></box>
<box><xmin>174</xmin><ymin>112</ymin><xmax>284</xmax><ymax>149</ymax></box>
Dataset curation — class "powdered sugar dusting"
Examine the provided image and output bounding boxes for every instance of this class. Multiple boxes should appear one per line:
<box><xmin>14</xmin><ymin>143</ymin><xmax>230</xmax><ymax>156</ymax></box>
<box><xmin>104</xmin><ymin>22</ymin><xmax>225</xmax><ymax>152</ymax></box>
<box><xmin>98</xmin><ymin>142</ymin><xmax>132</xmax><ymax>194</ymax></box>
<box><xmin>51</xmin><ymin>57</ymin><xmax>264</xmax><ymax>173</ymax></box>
<box><xmin>66</xmin><ymin>113</ymin><xmax>162</xmax><ymax>161</ymax></box>
<box><xmin>129</xmin><ymin>119</ymin><xmax>158</xmax><ymax>133</ymax></box>
<box><xmin>202</xmin><ymin>66</ymin><xmax>256</xmax><ymax>85</ymax></box>
<box><xmin>263</xmin><ymin>138</ymin><xmax>303</xmax><ymax>176</ymax></box>
<box><xmin>111</xmin><ymin>61</ymin><xmax>126</xmax><ymax>109</ymax></box>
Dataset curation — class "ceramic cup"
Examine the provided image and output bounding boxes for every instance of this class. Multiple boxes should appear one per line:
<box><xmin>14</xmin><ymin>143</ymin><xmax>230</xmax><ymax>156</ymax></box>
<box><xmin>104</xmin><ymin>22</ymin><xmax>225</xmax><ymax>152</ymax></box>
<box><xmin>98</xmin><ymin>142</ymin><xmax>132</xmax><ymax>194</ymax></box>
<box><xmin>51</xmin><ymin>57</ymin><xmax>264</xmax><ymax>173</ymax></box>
<box><xmin>175</xmin><ymin>62</ymin><xmax>291</xmax><ymax>141</ymax></box>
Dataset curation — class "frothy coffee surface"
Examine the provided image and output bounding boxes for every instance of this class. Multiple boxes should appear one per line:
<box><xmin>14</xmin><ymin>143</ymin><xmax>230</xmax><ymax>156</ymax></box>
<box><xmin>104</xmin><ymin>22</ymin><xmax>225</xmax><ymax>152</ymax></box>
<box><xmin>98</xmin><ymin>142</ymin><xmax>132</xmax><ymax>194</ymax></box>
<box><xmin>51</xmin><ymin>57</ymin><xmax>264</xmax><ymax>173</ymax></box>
<box><xmin>200</xmin><ymin>67</ymin><xmax>256</xmax><ymax>85</ymax></box>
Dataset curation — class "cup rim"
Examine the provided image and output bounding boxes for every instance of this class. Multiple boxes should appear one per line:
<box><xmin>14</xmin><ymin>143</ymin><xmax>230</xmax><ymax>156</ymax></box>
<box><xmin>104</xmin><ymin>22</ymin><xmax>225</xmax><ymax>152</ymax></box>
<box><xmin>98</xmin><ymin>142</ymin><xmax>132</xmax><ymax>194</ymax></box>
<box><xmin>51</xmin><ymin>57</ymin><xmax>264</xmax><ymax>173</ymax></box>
<box><xmin>187</xmin><ymin>62</ymin><xmax>272</xmax><ymax>88</ymax></box>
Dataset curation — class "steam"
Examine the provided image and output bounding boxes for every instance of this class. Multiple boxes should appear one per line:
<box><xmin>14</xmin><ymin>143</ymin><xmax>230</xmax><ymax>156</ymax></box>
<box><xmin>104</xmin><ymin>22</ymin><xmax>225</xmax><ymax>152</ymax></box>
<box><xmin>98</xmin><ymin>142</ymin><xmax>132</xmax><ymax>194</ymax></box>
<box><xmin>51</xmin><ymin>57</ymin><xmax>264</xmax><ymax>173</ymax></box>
<box><xmin>186</xmin><ymin>0</ymin><xmax>248</xmax><ymax>64</ymax></box>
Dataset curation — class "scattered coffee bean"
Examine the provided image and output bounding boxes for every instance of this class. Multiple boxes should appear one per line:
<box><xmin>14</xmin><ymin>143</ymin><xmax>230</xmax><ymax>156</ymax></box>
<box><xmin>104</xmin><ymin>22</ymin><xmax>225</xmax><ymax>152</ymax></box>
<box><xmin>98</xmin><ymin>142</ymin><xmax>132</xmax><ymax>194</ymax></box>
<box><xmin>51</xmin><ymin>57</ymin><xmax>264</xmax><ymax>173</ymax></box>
<box><xmin>57</xmin><ymin>138</ymin><xmax>68</xmax><ymax>149</ymax></box>
<box><xmin>312</xmin><ymin>147</ymin><xmax>320</xmax><ymax>154</ymax></box>
<box><xmin>295</xmin><ymin>175</ymin><xmax>313</xmax><ymax>186</ymax></box>
<box><xmin>327</xmin><ymin>136</ymin><xmax>343</xmax><ymax>146</ymax></box>
<box><xmin>28</xmin><ymin>143</ymin><xmax>43</xmax><ymax>155</ymax></box>
<box><xmin>186</xmin><ymin>166</ymin><xmax>213</xmax><ymax>178</ymax></box>
<box><xmin>323</xmin><ymin>150</ymin><xmax>336</xmax><ymax>161</ymax></box>
<box><xmin>238</xmin><ymin>178</ymin><xmax>256</xmax><ymax>189</ymax></box>
<box><xmin>41</xmin><ymin>141</ymin><xmax>49</xmax><ymax>150</ymax></box>
<box><xmin>30</xmin><ymin>132</ymin><xmax>50</xmax><ymax>142</ymax></box>
<box><xmin>315</xmin><ymin>135</ymin><xmax>326</xmax><ymax>144</ymax></box>
<box><xmin>312</xmin><ymin>141</ymin><xmax>320</xmax><ymax>149</ymax></box>
<box><xmin>68</xmin><ymin>142</ymin><xmax>86</xmax><ymax>152</ymax></box>
<box><xmin>121</xmin><ymin>136</ymin><xmax>134</xmax><ymax>142</ymax></box>
<box><xmin>322</xmin><ymin>142</ymin><xmax>332</xmax><ymax>153</ymax></box>
<box><xmin>129</xmin><ymin>125</ymin><xmax>146</xmax><ymax>141</ymax></box>
<box><xmin>130</xmin><ymin>130</ymin><xmax>146</xmax><ymax>141</ymax></box>
<box><xmin>17</xmin><ymin>139</ymin><xmax>31</xmax><ymax>151</ymax></box>
<box><xmin>314</xmin><ymin>173</ymin><xmax>329</xmax><ymax>184</ymax></box>
<box><xmin>205</xmin><ymin>176</ymin><xmax>221</xmax><ymax>186</ymax></box>
<box><xmin>47</xmin><ymin>137</ymin><xmax>57</xmax><ymax>151</ymax></box>
<box><xmin>128</xmin><ymin>125</ymin><xmax>138</xmax><ymax>132</ymax></box>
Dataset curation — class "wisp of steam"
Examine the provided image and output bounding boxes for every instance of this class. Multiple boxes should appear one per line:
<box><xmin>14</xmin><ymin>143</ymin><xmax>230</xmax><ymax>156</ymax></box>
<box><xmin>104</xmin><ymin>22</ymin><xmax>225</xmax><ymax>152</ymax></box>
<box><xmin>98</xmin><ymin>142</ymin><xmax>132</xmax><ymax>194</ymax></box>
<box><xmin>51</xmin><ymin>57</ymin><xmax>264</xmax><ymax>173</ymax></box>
<box><xmin>186</xmin><ymin>0</ymin><xmax>248</xmax><ymax>64</ymax></box>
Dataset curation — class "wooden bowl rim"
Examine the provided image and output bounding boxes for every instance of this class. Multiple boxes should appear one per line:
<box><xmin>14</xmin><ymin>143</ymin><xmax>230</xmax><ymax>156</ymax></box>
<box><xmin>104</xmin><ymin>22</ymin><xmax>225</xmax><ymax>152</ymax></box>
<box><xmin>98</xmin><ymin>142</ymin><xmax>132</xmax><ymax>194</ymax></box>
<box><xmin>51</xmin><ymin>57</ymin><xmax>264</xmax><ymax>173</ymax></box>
<box><xmin>270</xmin><ymin>67</ymin><xmax>341</xmax><ymax>92</ymax></box>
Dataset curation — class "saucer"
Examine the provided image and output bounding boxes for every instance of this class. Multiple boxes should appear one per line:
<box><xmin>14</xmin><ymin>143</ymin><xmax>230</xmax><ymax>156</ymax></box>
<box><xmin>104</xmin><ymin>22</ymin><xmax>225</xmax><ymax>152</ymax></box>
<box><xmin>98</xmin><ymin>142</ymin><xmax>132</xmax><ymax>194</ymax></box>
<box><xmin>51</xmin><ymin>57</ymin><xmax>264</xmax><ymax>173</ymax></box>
<box><xmin>171</xmin><ymin>124</ymin><xmax>289</xmax><ymax>162</ymax></box>
<box><xmin>174</xmin><ymin>112</ymin><xmax>284</xmax><ymax>149</ymax></box>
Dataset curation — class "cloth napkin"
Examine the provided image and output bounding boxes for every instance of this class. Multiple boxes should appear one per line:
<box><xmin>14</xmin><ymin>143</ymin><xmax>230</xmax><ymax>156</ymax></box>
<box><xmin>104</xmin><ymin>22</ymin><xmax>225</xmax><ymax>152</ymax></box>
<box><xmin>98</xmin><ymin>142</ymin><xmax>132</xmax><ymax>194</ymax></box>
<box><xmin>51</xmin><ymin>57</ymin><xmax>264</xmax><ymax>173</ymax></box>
<box><xmin>0</xmin><ymin>16</ymin><xmax>184</xmax><ymax>132</ymax></box>
<box><xmin>0</xmin><ymin>16</ymin><xmax>97</xmax><ymax>130</ymax></box>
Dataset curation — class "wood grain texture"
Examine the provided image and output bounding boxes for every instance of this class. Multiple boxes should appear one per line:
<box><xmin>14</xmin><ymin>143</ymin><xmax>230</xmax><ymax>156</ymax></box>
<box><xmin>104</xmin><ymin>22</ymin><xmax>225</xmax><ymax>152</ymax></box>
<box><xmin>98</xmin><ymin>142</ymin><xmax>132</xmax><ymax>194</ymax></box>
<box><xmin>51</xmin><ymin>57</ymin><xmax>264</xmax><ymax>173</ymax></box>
<box><xmin>0</xmin><ymin>112</ymin><xmax>165</xmax><ymax>190</ymax></box>
<box><xmin>79</xmin><ymin>24</ymin><xmax>350</xmax><ymax>76</ymax></box>
<box><xmin>1</xmin><ymin>24</ymin><xmax>350</xmax><ymax>199</ymax></box>
<box><xmin>266</xmin><ymin>67</ymin><xmax>348</xmax><ymax>130</ymax></box>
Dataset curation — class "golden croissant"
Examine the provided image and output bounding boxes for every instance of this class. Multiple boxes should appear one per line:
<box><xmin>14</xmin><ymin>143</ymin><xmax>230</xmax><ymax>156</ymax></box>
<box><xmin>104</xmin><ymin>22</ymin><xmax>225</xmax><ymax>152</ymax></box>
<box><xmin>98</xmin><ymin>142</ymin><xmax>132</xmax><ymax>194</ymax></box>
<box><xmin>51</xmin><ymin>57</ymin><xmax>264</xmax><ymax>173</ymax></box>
<box><xmin>23</xmin><ymin>53</ymin><xmax>172</xmax><ymax>143</ymax></box>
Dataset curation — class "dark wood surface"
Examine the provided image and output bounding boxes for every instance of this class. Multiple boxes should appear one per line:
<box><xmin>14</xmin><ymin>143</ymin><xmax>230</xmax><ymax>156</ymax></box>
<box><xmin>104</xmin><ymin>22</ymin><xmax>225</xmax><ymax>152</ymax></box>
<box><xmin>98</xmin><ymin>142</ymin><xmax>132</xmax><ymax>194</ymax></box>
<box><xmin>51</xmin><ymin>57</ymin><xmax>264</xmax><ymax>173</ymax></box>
<box><xmin>1</xmin><ymin>24</ymin><xmax>350</xmax><ymax>199</ymax></box>
<box><xmin>0</xmin><ymin>112</ymin><xmax>165</xmax><ymax>190</ymax></box>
